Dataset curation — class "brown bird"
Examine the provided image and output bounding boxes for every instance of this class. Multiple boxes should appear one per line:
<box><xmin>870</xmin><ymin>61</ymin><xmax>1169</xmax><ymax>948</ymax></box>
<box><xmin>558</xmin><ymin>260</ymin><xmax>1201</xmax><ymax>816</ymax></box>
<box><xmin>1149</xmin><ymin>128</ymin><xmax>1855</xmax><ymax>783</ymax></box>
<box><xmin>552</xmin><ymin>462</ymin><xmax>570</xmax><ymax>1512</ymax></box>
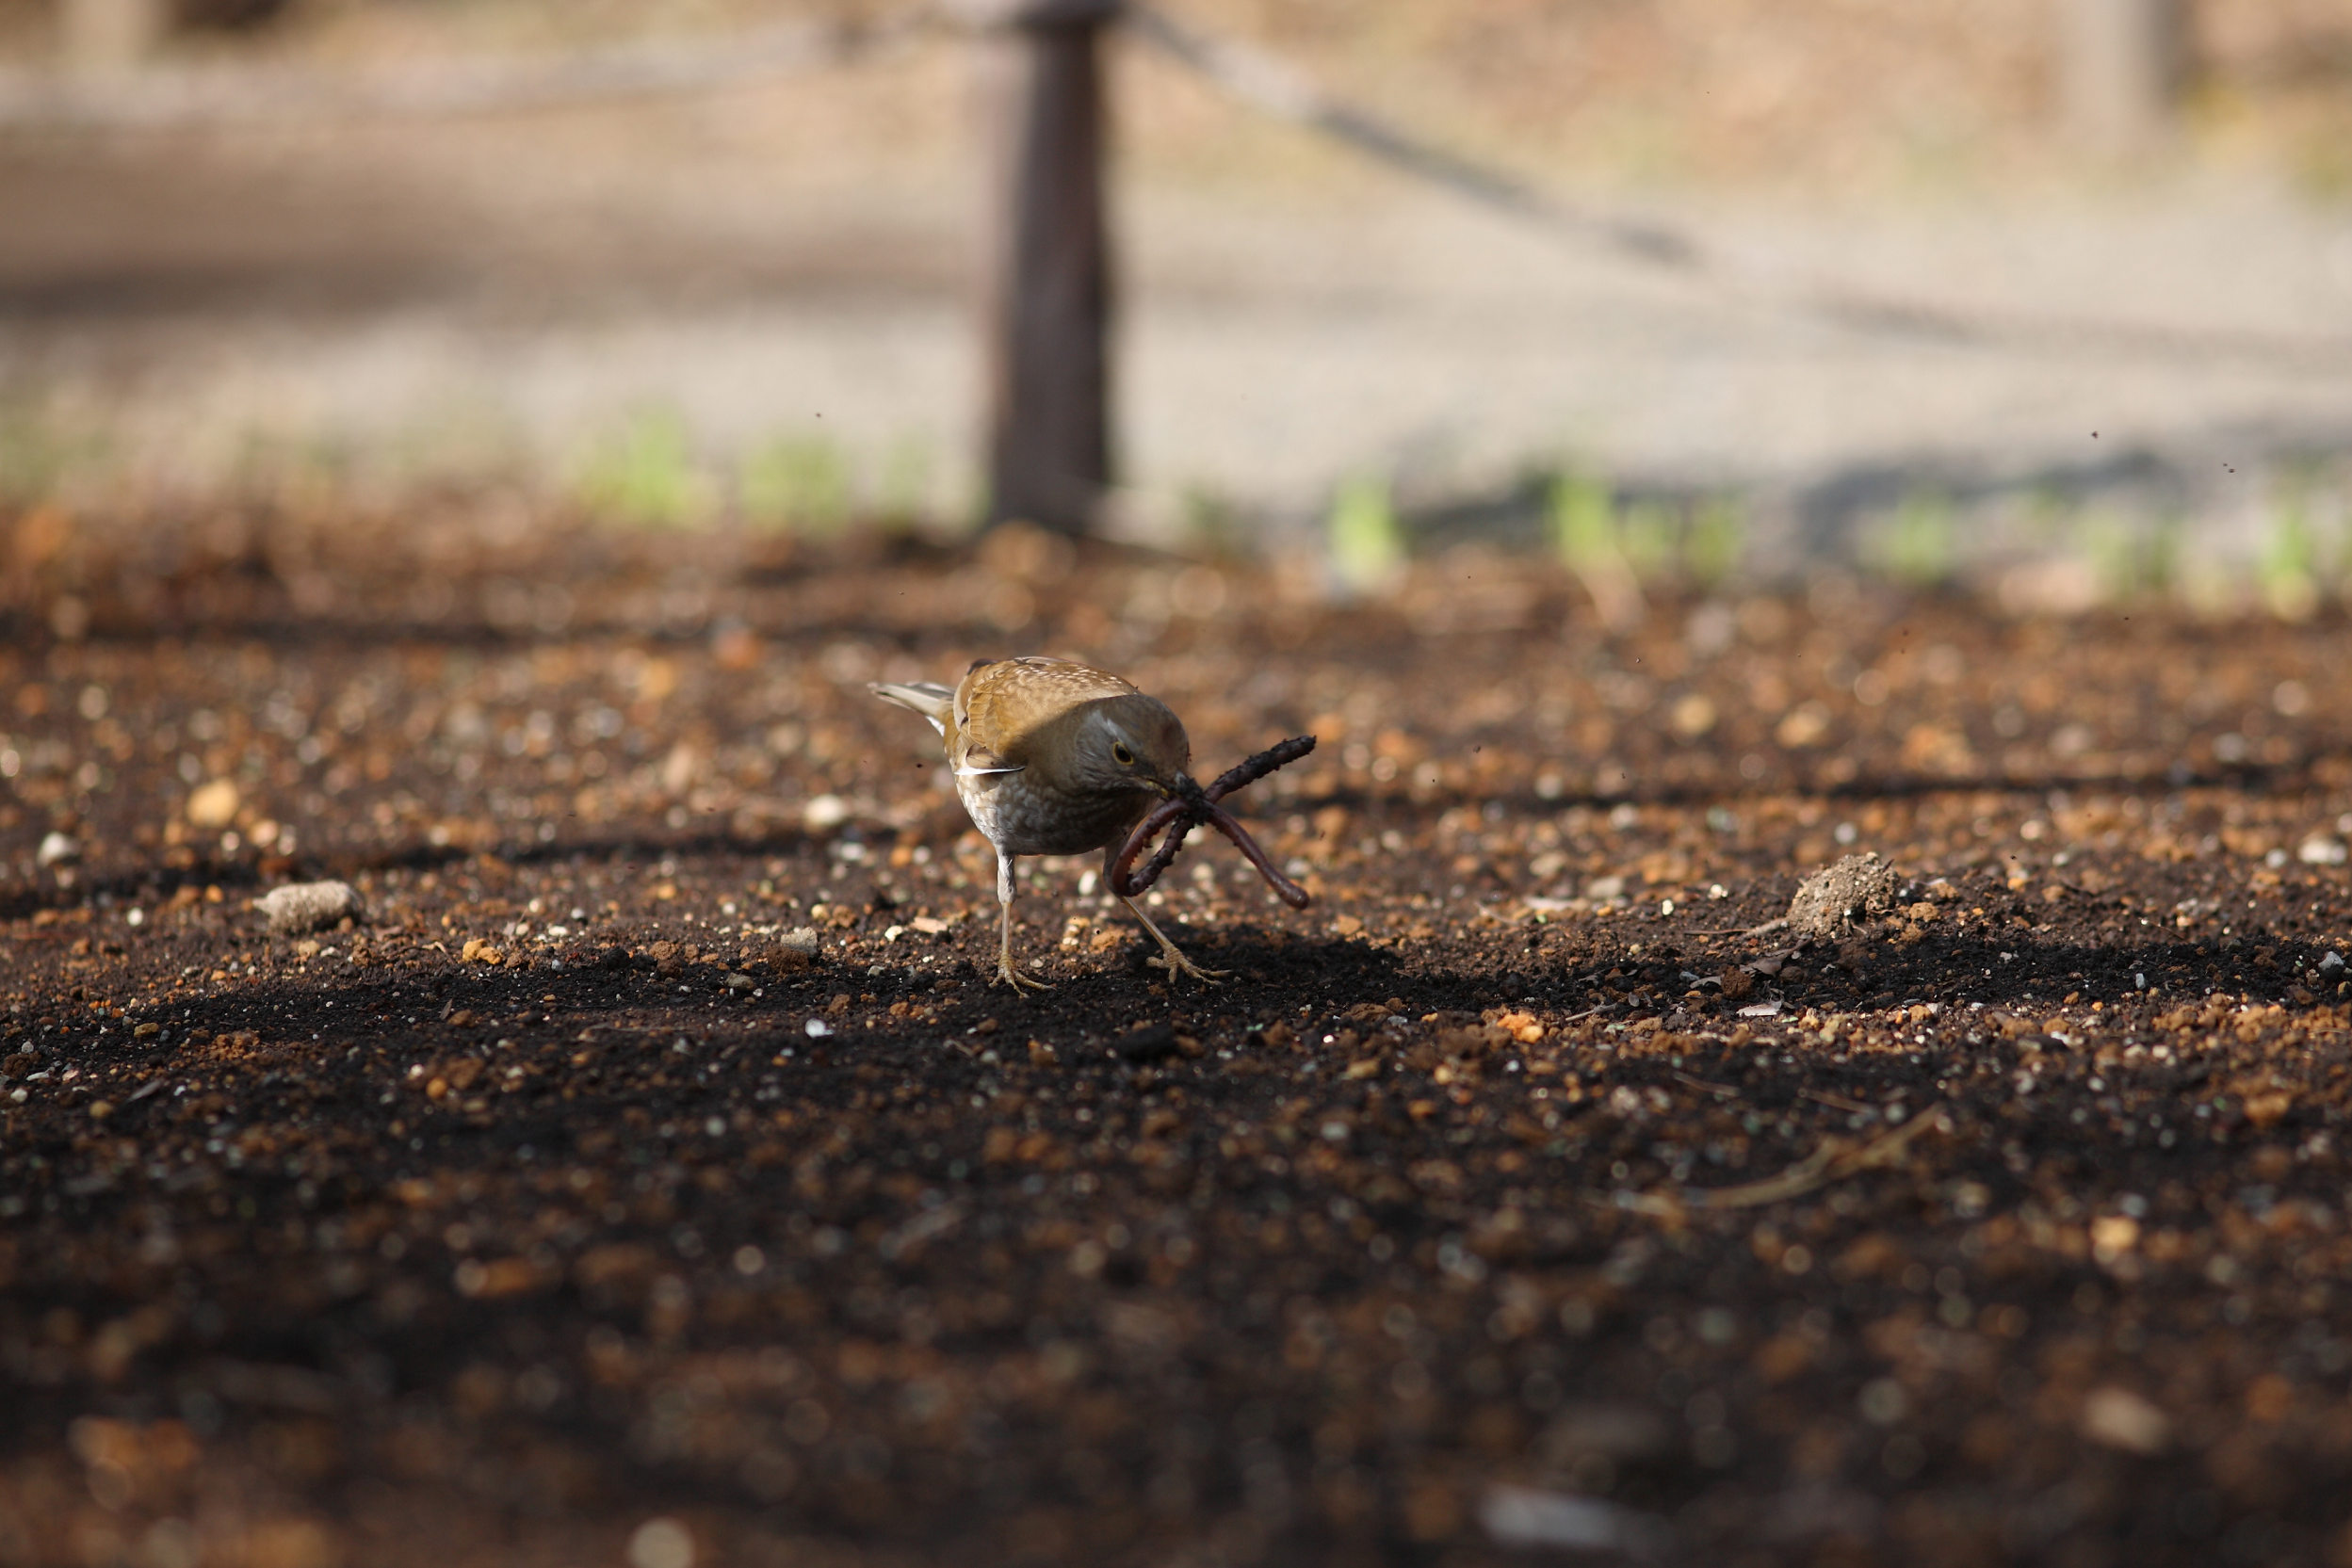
<box><xmin>872</xmin><ymin>656</ymin><xmax>1223</xmax><ymax>991</ymax></box>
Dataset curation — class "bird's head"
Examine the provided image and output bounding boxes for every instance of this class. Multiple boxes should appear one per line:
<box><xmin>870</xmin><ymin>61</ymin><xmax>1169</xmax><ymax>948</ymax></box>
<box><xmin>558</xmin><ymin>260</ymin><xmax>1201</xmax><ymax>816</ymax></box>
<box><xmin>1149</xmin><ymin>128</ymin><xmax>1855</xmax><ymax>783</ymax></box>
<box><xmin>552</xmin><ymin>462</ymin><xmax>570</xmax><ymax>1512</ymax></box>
<box><xmin>1072</xmin><ymin>694</ymin><xmax>1193</xmax><ymax>800</ymax></box>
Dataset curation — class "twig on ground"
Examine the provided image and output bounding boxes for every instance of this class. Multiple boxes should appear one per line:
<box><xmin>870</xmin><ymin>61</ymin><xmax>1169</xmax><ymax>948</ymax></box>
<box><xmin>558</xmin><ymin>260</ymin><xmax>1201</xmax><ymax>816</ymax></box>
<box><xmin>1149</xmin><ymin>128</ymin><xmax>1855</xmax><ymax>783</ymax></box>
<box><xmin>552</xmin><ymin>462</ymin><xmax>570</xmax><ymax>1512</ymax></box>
<box><xmin>1672</xmin><ymin>1071</ymin><xmax>1740</xmax><ymax>1099</ymax></box>
<box><xmin>1600</xmin><ymin>1103</ymin><xmax>1950</xmax><ymax>1217</ymax></box>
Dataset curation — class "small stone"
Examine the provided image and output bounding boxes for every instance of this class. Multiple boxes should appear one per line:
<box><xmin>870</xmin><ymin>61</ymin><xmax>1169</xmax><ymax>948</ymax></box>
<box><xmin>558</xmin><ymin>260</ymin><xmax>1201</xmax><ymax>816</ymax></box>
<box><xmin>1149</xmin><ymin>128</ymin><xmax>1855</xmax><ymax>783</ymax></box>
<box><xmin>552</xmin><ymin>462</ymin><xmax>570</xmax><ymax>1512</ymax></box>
<box><xmin>2297</xmin><ymin>837</ymin><xmax>2348</xmax><ymax>866</ymax></box>
<box><xmin>722</xmin><ymin>972</ymin><xmax>755</xmax><ymax>992</ymax></box>
<box><xmin>1786</xmin><ymin>852</ymin><xmax>1903</xmax><ymax>941</ymax></box>
<box><xmin>1669</xmin><ymin>692</ymin><xmax>1718</xmax><ymax>738</ymax></box>
<box><xmin>770</xmin><ymin>928</ymin><xmax>821</xmax><ymax>972</ymax></box>
<box><xmin>2320</xmin><ymin>951</ymin><xmax>2346</xmax><ymax>976</ymax></box>
<box><xmin>2080</xmin><ymin>1386</ymin><xmax>2169</xmax><ymax>1454</ymax></box>
<box><xmin>261</xmin><ymin>881</ymin><xmax>365</xmax><ymax>935</ymax></box>
<box><xmin>1479</xmin><ymin>1484</ymin><xmax>1671</xmax><ymax>1556</ymax></box>
<box><xmin>803</xmin><ymin>795</ymin><xmax>852</xmax><ymax>832</ymax></box>
<box><xmin>626</xmin><ymin>1518</ymin><xmax>695</xmax><ymax>1568</ymax></box>
<box><xmin>186</xmin><ymin>778</ymin><xmax>241</xmax><ymax>830</ymax></box>
<box><xmin>35</xmin><ymin>832</ymin><xmax>79</xmax><ymax>867</ymax></box>
<box><xmin>460</xmin><ymin>938</ymin><xmax>504</xmax><ymax>965</ymax></box>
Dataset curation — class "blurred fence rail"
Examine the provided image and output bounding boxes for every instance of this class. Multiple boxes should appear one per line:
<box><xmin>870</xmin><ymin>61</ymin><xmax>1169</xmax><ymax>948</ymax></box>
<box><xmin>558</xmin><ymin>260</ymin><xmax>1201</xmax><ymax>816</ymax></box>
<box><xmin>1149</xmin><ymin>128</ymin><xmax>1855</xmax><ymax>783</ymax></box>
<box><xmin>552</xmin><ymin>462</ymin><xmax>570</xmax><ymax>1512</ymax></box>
<box><xmin>0</xmin><ymin>11</ymin><xmax>923</xmax><ymax>128</ymax></box>
<box><xmin>1127</xmin><ymin>3</ymin><xmax>2347</xmax><ymax>379</ymax></box>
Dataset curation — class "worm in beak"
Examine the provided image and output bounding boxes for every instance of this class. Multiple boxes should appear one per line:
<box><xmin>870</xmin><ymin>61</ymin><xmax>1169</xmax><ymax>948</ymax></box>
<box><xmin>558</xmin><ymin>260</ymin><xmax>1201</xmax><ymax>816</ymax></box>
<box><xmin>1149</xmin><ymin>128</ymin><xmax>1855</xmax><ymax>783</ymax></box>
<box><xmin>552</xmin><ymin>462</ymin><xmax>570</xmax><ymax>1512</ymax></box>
<box><xmin>1110</xmin><ymin>736</ymin><xmax>1316</xmax><ymax>910</ymax></box>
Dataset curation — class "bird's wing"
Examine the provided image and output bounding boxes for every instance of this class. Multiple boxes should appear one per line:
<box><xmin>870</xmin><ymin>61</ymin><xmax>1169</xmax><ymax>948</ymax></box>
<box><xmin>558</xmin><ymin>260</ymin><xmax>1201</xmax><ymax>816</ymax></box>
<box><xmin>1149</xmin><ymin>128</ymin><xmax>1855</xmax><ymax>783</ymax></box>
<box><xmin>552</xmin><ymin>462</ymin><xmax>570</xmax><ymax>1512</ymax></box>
<box><xmin>955</xmin><ymin>657</ymin><xmax>1141</xmax><ymax>750</ymax></box>
<box><xmin>997</xmin><ymin>656</ymin><xmax>1142</xmax><ymax>705</ymax></box>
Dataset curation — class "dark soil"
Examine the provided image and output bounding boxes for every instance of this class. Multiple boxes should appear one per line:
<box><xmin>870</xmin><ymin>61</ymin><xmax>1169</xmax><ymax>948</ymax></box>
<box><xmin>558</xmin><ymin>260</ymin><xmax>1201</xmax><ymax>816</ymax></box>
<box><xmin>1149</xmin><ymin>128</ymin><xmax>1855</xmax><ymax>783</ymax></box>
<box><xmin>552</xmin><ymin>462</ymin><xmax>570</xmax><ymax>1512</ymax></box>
<box><xmin>6</xmin><ymin>513</ymin><xmax>2352</xmax><ymax>1568</ymax></box>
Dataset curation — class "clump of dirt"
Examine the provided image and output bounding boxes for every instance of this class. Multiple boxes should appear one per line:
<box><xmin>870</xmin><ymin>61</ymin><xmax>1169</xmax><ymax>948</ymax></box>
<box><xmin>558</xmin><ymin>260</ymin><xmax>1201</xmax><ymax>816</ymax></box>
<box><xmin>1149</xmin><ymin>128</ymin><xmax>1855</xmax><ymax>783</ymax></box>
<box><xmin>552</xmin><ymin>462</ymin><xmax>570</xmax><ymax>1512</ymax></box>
<box><xmin>1784</xmin><ymin>850</ymin><xmax>1905</xmax><ymax>939</ymax></box>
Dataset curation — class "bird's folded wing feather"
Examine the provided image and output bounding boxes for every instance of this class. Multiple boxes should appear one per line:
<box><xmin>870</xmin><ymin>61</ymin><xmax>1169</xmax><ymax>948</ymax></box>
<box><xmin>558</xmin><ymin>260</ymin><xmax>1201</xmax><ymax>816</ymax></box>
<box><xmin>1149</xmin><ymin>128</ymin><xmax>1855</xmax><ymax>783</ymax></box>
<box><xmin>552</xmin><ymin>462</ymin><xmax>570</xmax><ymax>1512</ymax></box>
<box><xmin>953</xmin><ymin>739</ymin><xmax>1023</xmax><ymax>777</ymax></box>
<box><xmin>870</xmin><ymin>681</ymin><xmax>956</xmax><ymax>736</ymax></box>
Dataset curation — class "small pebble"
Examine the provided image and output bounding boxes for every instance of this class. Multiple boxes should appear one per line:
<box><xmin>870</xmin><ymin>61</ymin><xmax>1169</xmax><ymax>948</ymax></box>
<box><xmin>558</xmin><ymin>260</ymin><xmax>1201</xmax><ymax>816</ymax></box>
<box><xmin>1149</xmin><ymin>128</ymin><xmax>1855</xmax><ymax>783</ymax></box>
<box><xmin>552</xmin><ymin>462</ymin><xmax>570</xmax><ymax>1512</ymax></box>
<box><xmin>185</xmin><ymin>778</ymin><xmax>241</xmax><ymax>830</ymax></box>
<box><xmin>36</xmin><ymin>832</ymin><xmax>79</xmax><ymax>867</ymax></box>
<box><xmin>1480</xmin><ymin>1484</ymin><xmax>1671</xmax><ymax>1555</ymax></box>
<box><xmin>627</xmin><ymin>1519</ymin><xmax>695</xmax><ymax>1568</ymax></box>
<box><xmin>2297</xmin><ymin>838</ymin><xmax>2348</xmax><ymax>866</ymax></box>
<box><xmin>2080</xmin><ymin>1386</ymin><xmax>2170</xmax><ymax>1455</ymax></box>
<box><xmin>261</xmin><ymin>881</ymin><xmax>365</xmax><ymax>935</ymax></box>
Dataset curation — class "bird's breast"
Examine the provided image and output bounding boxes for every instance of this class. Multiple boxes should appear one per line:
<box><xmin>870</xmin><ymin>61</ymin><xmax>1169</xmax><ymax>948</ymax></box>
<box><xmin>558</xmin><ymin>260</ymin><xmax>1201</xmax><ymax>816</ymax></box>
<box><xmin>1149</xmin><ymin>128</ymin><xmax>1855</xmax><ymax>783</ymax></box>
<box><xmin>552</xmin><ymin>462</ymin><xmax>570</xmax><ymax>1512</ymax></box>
<box><xmin>957</xmin><ymin>769</ymin><xmax>1149</xmax><ymax>857</ymax></box>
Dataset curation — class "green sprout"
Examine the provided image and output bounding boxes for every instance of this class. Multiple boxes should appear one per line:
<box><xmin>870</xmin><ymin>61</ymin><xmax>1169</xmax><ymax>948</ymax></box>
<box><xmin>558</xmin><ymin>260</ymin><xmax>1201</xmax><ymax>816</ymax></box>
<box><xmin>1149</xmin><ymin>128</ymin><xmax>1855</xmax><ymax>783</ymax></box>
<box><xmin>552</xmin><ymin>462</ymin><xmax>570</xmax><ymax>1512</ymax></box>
<box><xmin>1863</xmin><ymin>490</ymin><xmax>1957</xmax><ymax>588</ymax></box>
<box><xmin>1618</xmin><ymin>499</ymin><xmax>1679</xmax><ymax>583</ymax></box>
<box><xmin>0</xmin><ymin>405</ymin><xmax>105</xmax><ymax>506</ymax></box>
<box><xmin>1549</xmin><ymin>469</ymin><xmax>1644</xmax><ymax>627</ymax></box>
<box><xmin>1327</xmin><ymin>473</ymin><xmax>1405</xmax><ymax>593</ymax></box>
<box><xmin>1683</xmin><ymin>496</ymin><xmax>1746</xmax><ymax>590</ymax></box>
<box><xmin>739</xmin><ymin>436</ymin><xmax>852</xmax><ymax>536</ymax></box>
<box><xmin>576</xmin><ymin>408</ymin><xmax>713</xmax><ymax>529</ymax></box>
<box><xmin>2258</xmin><ymin>476</ymin><xmax>2325</xmax><ymax>621</ymax></box>
<box><xmin>875</xmin><ymin>437</ymin><xmax>934</xmax><ymax>527</ymax></box>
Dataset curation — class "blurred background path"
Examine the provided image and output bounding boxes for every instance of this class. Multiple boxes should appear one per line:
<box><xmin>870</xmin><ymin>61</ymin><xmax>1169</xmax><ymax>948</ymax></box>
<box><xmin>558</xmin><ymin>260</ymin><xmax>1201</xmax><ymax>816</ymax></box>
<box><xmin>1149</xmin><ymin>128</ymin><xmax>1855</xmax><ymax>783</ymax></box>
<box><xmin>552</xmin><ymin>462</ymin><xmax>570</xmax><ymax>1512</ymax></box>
<box><xmin>1</xmin><ymin>0</ymin><xmax>2348</xmax><ymax>572</ymax></box>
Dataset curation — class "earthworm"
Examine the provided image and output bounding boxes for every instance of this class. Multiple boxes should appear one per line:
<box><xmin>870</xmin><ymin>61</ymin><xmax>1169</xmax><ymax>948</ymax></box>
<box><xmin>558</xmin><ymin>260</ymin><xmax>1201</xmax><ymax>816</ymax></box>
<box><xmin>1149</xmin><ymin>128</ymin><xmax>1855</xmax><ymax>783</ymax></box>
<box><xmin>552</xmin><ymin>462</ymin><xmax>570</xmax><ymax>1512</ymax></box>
<box><xmin>1111</xmin><ymin>736</ymin><xmax>1316</xmax><ymax>908</ymax></box>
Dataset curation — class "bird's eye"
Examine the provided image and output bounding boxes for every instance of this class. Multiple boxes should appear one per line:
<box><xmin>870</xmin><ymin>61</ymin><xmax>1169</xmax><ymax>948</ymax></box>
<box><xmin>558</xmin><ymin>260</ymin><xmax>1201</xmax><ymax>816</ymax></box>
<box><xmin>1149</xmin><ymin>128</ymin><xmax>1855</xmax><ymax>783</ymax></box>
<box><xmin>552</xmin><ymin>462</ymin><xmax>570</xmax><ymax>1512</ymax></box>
<box><xmin>1111</xmin><ymin>742</ymin><xmax>1136</xmax><ymax>766</ymax></box>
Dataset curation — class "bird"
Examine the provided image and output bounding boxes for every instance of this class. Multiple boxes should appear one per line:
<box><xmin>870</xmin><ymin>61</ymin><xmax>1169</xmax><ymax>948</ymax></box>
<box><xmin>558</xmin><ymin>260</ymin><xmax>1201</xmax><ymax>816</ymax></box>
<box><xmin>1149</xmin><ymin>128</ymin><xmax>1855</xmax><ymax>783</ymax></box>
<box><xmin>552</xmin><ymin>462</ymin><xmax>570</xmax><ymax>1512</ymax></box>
<box><xmin>872</xmin><ymin>656</ymin><xmax>1224</xmax><ymax>992</ymax></box>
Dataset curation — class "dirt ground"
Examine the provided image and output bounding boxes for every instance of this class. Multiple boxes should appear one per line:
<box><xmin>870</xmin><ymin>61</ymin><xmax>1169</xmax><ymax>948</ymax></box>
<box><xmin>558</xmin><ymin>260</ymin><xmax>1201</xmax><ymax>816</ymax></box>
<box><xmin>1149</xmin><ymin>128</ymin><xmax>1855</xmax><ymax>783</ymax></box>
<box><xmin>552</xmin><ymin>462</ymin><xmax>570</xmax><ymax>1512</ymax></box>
<box><xmin>5</xmin><ymin>516</ymin><xmax>2352</xmax><ymax>1567</ymax></box>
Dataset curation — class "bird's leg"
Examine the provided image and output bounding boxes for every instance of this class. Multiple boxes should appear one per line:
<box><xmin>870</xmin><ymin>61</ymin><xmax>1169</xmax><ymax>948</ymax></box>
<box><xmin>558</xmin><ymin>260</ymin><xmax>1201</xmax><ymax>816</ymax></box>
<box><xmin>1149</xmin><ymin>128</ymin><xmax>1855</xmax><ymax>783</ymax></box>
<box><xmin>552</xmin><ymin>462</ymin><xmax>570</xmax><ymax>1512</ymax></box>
<box><xmin>1119</xmin><ymin>893</ymin><xmax>1229</xmax><ymax>985</ymax></box>
<box><xmin>993</xmin><ymin>849</ymin><xmax>1051</xmax><ymax>993</ymax></box>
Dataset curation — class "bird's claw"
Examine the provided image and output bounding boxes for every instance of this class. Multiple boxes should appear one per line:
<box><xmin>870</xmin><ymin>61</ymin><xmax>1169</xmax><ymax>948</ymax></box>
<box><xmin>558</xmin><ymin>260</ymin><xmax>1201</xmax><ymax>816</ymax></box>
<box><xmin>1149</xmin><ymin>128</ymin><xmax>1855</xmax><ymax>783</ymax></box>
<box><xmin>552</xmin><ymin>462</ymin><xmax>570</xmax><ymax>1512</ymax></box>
<box><xmin>994</xmin><ymin>962</ymin><xmax>1055</xmax><ymax>994</ymax></box>
<box><xmin>1145</xmin><ymin>953</ymin><xmax>1228</xmax><ymax>986</ymax></box>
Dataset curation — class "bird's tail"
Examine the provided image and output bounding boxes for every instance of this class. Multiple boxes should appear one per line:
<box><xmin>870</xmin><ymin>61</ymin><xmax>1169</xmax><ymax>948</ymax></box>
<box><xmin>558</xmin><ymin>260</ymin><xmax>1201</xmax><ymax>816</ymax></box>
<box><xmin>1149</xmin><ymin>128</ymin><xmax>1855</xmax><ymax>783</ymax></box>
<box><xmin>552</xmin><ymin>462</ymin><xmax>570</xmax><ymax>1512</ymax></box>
<box><xmin>870</xmin><ymin>681</ymin><xmax>955</xmax><ymax>736</ymax></box>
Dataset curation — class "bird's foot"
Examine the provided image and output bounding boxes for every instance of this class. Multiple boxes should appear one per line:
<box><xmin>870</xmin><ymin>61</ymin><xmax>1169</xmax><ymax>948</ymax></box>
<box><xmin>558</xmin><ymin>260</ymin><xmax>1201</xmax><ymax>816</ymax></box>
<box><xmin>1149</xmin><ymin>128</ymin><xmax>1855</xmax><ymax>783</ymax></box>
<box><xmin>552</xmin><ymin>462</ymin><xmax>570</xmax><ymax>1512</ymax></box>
<box><xmin>993</xmin><ymin>960</ymin><xmax>1055</xmax><ymax>994</ymax></box>
<box><xmin>1144</xmin><ymin>948</ymin><xmax>1228</xmax><ymax>986</ymax></box>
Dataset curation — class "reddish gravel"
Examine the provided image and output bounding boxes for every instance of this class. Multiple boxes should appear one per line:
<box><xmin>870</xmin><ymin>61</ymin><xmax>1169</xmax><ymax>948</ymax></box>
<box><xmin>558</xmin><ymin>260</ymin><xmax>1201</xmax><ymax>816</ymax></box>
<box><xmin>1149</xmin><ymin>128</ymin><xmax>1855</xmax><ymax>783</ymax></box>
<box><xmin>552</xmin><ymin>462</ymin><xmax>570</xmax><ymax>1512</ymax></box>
<box><xmin>5</xmin><ymin>514</ymin><xmax>2352</xmax><ymax>1567</ymax></box>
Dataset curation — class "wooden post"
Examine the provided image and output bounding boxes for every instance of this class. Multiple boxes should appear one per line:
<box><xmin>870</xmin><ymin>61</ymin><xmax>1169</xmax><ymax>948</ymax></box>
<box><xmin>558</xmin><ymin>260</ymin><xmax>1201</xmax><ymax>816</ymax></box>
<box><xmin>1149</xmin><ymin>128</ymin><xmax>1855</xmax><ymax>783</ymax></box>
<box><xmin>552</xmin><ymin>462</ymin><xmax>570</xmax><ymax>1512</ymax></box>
<box><xmin>2059</xmin><ymin>0</ymin><xmax>2183</xmax><ymax>153</ymax></box>
<box><xmin>968</xmin><ymin>0</ymin><xmax>1118</xmax><ymax>535</ymax></box>
<box><xmin>60</xmin><ymin>0</ymin><xmax>168</xmax><ymax>74</ymax></box>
